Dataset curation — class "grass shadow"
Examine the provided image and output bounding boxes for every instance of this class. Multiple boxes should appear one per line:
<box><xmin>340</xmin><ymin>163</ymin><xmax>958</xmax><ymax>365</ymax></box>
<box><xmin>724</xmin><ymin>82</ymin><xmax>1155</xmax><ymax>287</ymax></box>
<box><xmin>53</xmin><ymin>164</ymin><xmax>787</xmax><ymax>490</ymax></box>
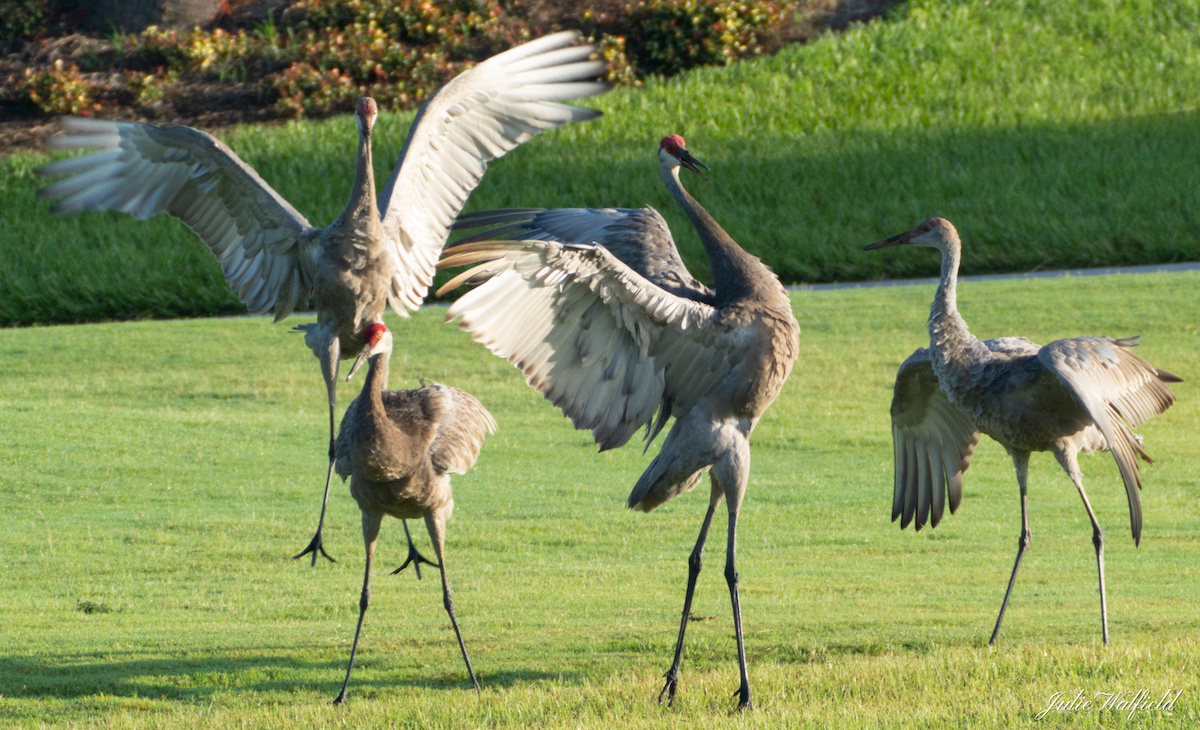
<box><xmin>0</xmin><ymin>648</ymin><xmax>579</xmax><ymax>703</ymax></box>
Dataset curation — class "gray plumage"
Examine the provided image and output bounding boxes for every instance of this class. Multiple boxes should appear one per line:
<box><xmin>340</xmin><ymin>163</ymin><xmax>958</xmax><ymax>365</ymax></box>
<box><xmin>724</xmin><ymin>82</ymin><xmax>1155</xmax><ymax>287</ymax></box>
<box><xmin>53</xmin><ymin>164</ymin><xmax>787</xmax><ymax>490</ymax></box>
<box><xmin>331</xmin><ymin>323</ymin><xmax>495</xmax><ymax>704</ymax></box>
<box><xmin>453</xmin><ymin>206</ymin><xmax>715</xmax><ymax>303</ymax></box>
<box><xmin>438</xmin><ymin>135</ymin><xmax>799</xmax><ymax>711</ymax></box>
<box><xmin>38</xmin><ymin>31</ymin><xmax>607</xmax><ymax>564</ymax></box>
<box><xmin>866</xmin><ymin>216</ymin><xmax>1181</xmax><ymax>645</ymax></box>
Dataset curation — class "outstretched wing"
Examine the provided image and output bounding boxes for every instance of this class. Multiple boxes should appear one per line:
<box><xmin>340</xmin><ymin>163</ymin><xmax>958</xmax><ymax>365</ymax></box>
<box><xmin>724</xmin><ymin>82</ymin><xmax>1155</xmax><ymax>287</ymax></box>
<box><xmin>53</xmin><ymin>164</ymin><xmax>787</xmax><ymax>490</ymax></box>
<box><xmin>39</xmin><ymin>117</ymin><xmax>315</xmax><ymax>320</ymax></box>
<box><xmin>889</xmin><ymin>348</ymin><xmax>981</xmax><ymax>531</ymax></box>
<box><xmin>420</xmin><ymin>383</ymin><xmax>498</xmax><ymax>475</ymax></box>
<box><xmin>453</xmin><ymin>207</ymin><xmax>714</xmax><ymax>302</ymax></box>
<box><xmin>377</xmin><ymin>31</ymin><xmax>610</xmax><ymax>314</ymax></box>
<box><xmin>437</xmin><ymin>239</ymin><xmax>735</xmax><ymax>451</ymax></box>
<box><xmin>1038</xmin><ymin>336</ymin><xmax>1180</xmax><ymax>544</ymax></box>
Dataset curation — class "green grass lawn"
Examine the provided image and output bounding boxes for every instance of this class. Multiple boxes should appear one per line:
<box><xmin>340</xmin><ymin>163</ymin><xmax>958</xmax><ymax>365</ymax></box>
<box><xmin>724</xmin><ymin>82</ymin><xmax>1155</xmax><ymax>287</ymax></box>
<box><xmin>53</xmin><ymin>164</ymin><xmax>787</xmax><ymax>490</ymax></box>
<box><xmin>1</xmin><ymin>270</ymin><xmax>1197</xmax><ymax>727</ymax></box>
<box><xmin>4</xmin><ymin>0</ymin><xmax>1200</xmax><ymax>325</ymax></box>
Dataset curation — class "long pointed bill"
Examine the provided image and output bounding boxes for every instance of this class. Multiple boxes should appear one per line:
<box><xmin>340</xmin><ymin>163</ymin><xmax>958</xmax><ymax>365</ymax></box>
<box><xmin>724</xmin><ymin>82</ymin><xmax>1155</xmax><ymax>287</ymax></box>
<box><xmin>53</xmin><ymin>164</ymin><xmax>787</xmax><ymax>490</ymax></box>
<box><xmin>347</xmin><ymin>345</ymin><xmax>372</xmax><ymax>381</ymax></box>
<box><xmin>676</xmin><ymin>148</ymin><xmax>711</xmax><ymax>182</ymax></box>
<box><xmin>863</xmin><ymin>229</ymin><xmax>917</xmax><ymax>251</ymax></box>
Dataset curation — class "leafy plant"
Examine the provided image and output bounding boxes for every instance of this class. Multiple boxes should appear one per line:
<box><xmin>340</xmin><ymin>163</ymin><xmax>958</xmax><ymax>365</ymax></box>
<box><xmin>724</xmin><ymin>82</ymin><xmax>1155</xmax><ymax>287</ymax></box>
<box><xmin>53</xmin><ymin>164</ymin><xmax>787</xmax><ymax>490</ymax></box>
<box><xmin>6</xmin><ymin>0</ymin><xmax>800</xmax><ymax>119</ymax></box>
<box><xmin>21</xmin><ymin>59</ymin><xmax>95</xmax><ymax>115</ymax></box>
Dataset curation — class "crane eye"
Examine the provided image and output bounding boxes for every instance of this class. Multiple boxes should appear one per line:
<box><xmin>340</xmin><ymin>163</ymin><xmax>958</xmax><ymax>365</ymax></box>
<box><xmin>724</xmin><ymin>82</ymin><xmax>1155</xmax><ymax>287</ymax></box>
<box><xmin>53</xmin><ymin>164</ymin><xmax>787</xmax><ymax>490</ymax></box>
<box><xmin>363</xmin><ymin>322</ymin><xmax>387</xmax><ymax>344</ymax></box>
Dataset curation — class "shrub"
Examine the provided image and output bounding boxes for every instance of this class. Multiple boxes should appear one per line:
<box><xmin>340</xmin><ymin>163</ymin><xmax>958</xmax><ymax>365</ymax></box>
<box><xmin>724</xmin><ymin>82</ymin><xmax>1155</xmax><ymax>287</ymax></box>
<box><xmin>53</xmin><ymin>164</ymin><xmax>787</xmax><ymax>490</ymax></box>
<box><xmin>582</xmin><ymin>0</ymin><xmax>790</xmax><ymax>77</ymax></box>
<box><xmin>7</xmin><ymin>0</ymin><xmax>799</xmax><ymax>119</ymax></box>
<box><xmin>21</xmin><ymin>59</ymin><xmax>94</xmax><ymax>116</ymax></box>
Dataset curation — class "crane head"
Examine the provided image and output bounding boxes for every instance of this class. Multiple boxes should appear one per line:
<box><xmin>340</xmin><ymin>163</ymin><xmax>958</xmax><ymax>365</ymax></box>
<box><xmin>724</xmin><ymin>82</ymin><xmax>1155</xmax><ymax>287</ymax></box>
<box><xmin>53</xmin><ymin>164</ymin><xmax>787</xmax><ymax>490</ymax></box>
<box><xmin>863</xmin><ymin>217</ymin><xmax>959</xmax><ymax>251</ymax></box>
<box><xmin>659</xmin><ymin>134</ymin><xmax>710</xmax><ymax>181</ymax></box>
<box><xmin>347</xmin><ymin>322</ymin><xmax>390</xmax><ymax>380</ymax></box>
<box><xmin>356</xmin><ymin>97</ymin><xmax>378</xmax><ymax>135</ymax></box>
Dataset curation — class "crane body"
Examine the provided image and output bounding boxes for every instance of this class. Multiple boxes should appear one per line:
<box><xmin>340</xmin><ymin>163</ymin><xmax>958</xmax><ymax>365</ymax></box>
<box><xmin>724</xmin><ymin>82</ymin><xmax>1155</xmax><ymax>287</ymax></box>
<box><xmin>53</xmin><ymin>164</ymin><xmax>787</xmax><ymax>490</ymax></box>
<box><xmin>439</xmin><ymin>135</ymin><xmax>799</xmax><ymax>710</ymax></box>
<box><xmin>866</xmin><ymin>217</ymin><xmax>1180</xmax><ymax>644</ymax></box>
<box><xmin>39</xmin><ymin>32</ymin><xmax>609</xmax><ymax>564</ymax></box>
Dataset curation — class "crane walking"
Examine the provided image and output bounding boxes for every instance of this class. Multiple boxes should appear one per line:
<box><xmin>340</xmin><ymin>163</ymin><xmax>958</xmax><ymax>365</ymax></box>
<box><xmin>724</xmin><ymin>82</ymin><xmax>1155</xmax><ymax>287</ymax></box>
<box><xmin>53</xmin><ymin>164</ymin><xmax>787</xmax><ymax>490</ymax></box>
<box><xmin>438</xmin><ymin>135</ymin><xmax>799</xmax><ymax>710</ymax></box>
<box><xmin>864</xmin><ymin>217</ymin><xmax>1181</xmax><ymax>644</ymax></box>
<box><xmin>38</xmin><ymin>32</ymin><xmax>608</xmax><ymax>565</ymax></box>
<box><xmin>331</xmin><ymin>323</ymin><xmax>495</xmax><ymax>704</ymax></box>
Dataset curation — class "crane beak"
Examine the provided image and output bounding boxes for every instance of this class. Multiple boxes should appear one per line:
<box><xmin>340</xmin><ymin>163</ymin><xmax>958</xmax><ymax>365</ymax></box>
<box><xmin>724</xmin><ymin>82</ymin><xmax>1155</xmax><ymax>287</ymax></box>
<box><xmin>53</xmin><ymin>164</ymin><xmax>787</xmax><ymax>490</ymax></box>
<box><xmin>347</xmin><ymin>344</ymin><xmax>372</xmax><ymax>381</ymax></box>
<box><xmin>676</xmin><ymin>148</ymin><xmax>710</xmax><ymax>182</ymax></box>
<box><xmin>863</xmin><ymin>229</ymin><xmax>917</xmax><ymax>251</ymax></box>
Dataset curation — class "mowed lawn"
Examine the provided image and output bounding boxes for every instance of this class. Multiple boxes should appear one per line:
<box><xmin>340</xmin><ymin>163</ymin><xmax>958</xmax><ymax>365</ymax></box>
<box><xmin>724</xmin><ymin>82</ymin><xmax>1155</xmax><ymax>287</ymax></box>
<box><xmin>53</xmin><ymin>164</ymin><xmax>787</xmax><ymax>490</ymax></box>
<box><xmin>5</xmin><ymin>0</ymin><xmax>1200</xmax><ymax>326</ymax></box>
<box><xmin>1</xmin><ymin>271</ymin><xmax>1197</xmax><ymax>728</ymax></box>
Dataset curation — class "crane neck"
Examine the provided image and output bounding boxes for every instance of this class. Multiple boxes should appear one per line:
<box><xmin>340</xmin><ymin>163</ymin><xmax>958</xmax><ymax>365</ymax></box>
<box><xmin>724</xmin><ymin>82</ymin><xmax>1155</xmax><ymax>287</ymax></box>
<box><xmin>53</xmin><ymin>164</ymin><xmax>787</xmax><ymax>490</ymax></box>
<box><xmin>363</xmin><ymin>347</ymin><xmax>391</xmax><ymax>422</ymax></box>
<box><xmin>337</xmin><ymin>123</ymin><xmax>380</xmax><ymax>228</ymax></box>
<box><xmin>927</xmin><ymin>235</ymin><xmax>988</xmax><ymax>374</ymax></box>
<box><xmin>661</xmin><ymin>162</ymin><xmax>765</xmax><ymax>307</ymax></box>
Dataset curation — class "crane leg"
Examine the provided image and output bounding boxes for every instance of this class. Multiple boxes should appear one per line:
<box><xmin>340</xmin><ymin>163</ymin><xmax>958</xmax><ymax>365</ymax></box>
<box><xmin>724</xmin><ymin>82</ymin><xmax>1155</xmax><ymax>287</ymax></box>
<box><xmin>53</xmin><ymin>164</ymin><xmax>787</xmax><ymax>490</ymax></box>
<box><xmin>294</xmin><ymin>404</ymin><xmax>338</xmax><ymax>564</ymax></box>
<box><xmin>717</xmin><ymin>444</ymin><xmax>752</xmax><ymax>712</ymax></box>
<box><xmin>990</xmin><ymin>451</ymin><xmax>1032</xmax><ymax>645</ymax></box>
<box><xmin>424</xmin><ymin>507</ymin><xmax>480</xmax><ymax>691</ymax></box>
<box><xmin>1056</xmin><ymin>450</ymin><xmax>1109</xmax><ymax>644</ymax></box>
<box><xmin>658</xmin><ymin>483</ymin><xmax>721</xmax><ymax>708</ymax></box>
<box><xmin>296</xmin><ymin>345</ymin><xmax>341</xmax><ymax>565</ymax></box>
<box><xmin>390</xmin><ymin>520</ymin><xmax>440</xmax><ymax>580</ymax></box>
<box><xmin>333</xmin><ymin>510</ymin><xmax>382</xmax><ymax>705</ymax></box>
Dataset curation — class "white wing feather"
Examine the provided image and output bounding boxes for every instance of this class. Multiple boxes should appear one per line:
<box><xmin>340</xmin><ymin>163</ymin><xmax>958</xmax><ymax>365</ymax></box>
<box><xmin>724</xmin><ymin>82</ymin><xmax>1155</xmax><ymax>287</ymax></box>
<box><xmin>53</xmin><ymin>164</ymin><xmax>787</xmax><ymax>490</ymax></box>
<box><xmin>438</xmin><ymin>240</ymin><xmax>734</xmax><ymax>451</ymax></box>
<box><xmin>39</xmin><ymin>118</ymin><xmax>314</xmax><ymax>320</ymax></box>
<box><xmin>378</xmin><ymin>31</ymin><xmax>609</xmax><ymax>315</ymax></box>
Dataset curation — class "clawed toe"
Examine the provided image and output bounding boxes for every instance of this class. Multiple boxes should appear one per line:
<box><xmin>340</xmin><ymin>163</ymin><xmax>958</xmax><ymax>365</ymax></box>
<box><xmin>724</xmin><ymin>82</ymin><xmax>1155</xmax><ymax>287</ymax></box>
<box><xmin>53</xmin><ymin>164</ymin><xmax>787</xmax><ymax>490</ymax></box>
<box><xmin>294</xmin><ymin>532</ymin><xmax>335</xmax><ymax>565</ymax></box>
<box><xmin>657</xmin><ymin>669</ymin><xmax>679</xmax><ymax>707</ymax></box>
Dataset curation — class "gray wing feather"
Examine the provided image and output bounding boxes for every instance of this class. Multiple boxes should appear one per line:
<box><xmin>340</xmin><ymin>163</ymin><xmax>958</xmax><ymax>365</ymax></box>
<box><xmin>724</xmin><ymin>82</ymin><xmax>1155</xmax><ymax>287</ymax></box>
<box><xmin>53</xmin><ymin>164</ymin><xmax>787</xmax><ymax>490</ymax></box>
<box><xmin>421</xmin><ymin>383</ymin><xmax>497</xmax><ymax>475</ymax></box>
<box><xmin>377</xmin><ymin>31</ymin><xmax>609</xmax><ymax>314</ymax></box>
<box><xmin>889</xmin><ymin>348</ymin><xmax>981</xmax><ymax>530</ymax></box>
<box><xmin>1038</xmin><ymin>336</ymin><xmax>1180</xmax><ymax>545</ymax></box>
<box><xmin>454</xmin><ymin>207</ymin><xmax>714</xmax><ymax>302</ymax></box>
<box><xmin>39</xmin><ymin>117</ymin><xmax>315</xmax><ymax>321</ymax></box>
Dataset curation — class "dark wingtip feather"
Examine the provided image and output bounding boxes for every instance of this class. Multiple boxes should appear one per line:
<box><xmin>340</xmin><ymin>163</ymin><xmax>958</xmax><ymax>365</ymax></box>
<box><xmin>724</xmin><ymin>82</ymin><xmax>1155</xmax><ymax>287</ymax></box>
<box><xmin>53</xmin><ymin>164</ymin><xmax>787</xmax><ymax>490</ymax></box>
<box><xmin>1157</xmin><ymin>368</ymin><xmax>1184</xmax><ymax>383</ymax></box>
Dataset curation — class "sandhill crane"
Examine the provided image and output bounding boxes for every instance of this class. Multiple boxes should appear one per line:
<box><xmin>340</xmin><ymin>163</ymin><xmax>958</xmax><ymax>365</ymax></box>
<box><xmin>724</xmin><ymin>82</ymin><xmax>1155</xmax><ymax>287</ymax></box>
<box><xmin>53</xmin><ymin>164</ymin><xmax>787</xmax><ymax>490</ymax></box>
<box><xmin>437</xmin><ymin>135</ymin><xmax>799</xmax><ymax>710</ymax></box>
<box><xmin>864</xmin><ymin>217</ymin><xmax>1181</xmax><ymax>644</ymax></box>
<box><xmin>38</xmin><ymin>32</ymin><xmax>608</xmax><ymax>565</ymax></box>
<box><xmin>331</xmin><ymin>322</ymin><xmax>495</xmax><ymax>704</ymax></box>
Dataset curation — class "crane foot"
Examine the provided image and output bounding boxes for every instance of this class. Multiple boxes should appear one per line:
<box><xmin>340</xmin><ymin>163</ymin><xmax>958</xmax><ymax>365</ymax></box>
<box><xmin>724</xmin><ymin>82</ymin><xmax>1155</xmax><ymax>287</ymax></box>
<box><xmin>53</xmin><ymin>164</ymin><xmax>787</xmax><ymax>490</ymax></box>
<box><xmin>390</xmin><ymin>542</ymin><xmax>439</xmax><ymax>579</ymax></box>
<box><xmin>332</xmin><ymin>689</ymin><xmax>347</xmax><ymax>705</ymax></box>
<box><xmin>657</xmin><ymin>667</ymin><xmax>680</xmax><ymax>707</ymax></box>
<box><xmin>293</xmin><ymin>532</ymin><xmax>335</xmax><ymax>565</ymax></box>
<box><xmin>733</xmin><ymin>685</ymin><xmax>752</xmax><ymax>712</ymax></box>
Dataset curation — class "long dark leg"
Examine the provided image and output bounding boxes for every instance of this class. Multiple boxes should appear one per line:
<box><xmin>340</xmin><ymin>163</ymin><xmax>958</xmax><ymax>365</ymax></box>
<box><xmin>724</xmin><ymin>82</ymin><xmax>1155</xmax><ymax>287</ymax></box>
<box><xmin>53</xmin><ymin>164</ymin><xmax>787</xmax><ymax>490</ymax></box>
<box><xmin>1056</xmin><ymin>450</ymin><xmax>1108</xmax><ymax>644</ymax></box>
<box><xmin>333</xmin><ymin>510</ymin><xmax>381</xmax><ymax>704</ymax></box>
<box><xmin>391</xmin><ymin>520</ymin><xmax>440</xmax><ymax>580</ymax></box>
<box><xmin>991</xmin><ymin>450</ymin><xmax>1032</xmax><ymax>645</ymax></box>
<box><xmin>425</xmin><ymin>508</ymin><xmax>480</xmax><ymax>691</ymax></box>
<box><xmin>658</xmin><ymin>482</ymin><xmax>722</xmax><ymax>708</ymax></box>
<box><xmin>296</xmin><ymin>343</ymin><xmax>340</xmax><ymax>565</ymax></box>
<box><xmin>724</xmin><ymin>504</ymin><xmax>751</xmax><ymax>711</ymax></box>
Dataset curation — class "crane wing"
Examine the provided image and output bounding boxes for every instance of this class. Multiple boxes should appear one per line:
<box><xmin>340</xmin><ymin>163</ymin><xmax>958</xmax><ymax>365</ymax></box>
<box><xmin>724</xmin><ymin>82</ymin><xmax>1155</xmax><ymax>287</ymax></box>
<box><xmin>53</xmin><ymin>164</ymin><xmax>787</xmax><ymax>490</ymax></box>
<box><xmin>889</xmin><ymin>348</ymin><xmax>981</xmax><ymax>531</ymax></box>
<box><xmin>39</xmin><ymin>117</ymin><xmax>315</xmax><ymax>320</ymax></box>
<box><xmin>437</xmin><ymin>239</ymin><xmax>733</xmax><ymax>451</ymax></box>
<box><xmin>983</xmin><ymin>336</ymin><xmax>1041</xmax><ymax>357</ymax></box>
<box><xmin>1038</xmin><ymin>336</ymin><xmax>1180</xmax><ymax>545</ymax></box>
<box><xmin>420</xmin><ymin>383</ymin><xmax>498</xmax><ymax>475</ymax></box>
<box><xmin>453</xmin><ymin>207</ymin><xmax>715</xmax><ymax>302</ymax></box>
<box><xmin>377</xmin><ymin>31</ymin><xmax>609</xmax><ymax>313</ymax></box>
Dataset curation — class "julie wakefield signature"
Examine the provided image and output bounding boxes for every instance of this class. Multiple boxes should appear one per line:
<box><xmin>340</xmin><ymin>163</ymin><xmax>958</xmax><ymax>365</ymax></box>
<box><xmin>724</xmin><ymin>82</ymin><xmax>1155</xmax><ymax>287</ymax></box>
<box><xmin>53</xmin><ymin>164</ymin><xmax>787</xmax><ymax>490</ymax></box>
<box><xmin>1035</xmin><ymin>688</ymin><xmax>1183</xmax><ymax>721</ymax></box>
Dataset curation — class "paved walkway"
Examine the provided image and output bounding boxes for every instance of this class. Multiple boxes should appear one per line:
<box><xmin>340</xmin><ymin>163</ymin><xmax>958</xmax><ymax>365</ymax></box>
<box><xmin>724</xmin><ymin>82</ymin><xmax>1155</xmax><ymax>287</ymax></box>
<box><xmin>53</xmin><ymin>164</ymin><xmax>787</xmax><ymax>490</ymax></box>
<box><xmin>790</xmin><ymin>262</ymin><xmax>1200</xmax><ymax>292</ymax></box>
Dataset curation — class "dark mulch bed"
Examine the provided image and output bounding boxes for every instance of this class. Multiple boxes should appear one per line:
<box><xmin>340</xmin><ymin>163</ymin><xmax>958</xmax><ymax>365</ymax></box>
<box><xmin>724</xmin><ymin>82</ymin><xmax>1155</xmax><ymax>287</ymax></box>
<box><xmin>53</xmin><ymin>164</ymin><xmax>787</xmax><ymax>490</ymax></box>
<box><xmin>0</xmin><ymin>0</ymin><xmax>901</xmax><ymax>155</ymax></box>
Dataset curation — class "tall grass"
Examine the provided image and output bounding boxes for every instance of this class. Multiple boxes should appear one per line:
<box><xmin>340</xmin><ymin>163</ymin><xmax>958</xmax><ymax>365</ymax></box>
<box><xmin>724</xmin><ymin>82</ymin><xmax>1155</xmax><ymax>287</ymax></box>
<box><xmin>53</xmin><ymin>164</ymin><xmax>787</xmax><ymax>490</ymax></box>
<box><xmin>3</xmin><ymin>0</ymin><xmax>1199</xmax><ymax>325</ymax></box>
<box><xmin>0</xmin><ymin>270</ymin><xmax>1197</xmax><ymax>727</ymax></box>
